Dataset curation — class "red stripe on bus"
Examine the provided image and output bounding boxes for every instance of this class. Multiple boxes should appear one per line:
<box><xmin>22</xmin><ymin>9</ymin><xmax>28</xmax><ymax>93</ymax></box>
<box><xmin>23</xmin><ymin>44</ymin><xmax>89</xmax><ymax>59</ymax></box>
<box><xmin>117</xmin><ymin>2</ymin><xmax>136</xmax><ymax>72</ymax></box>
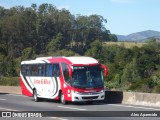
<box><xmin>20</xmin><ymin>77</ymin><xmax>32</xmax><ymax>96</ymax></box>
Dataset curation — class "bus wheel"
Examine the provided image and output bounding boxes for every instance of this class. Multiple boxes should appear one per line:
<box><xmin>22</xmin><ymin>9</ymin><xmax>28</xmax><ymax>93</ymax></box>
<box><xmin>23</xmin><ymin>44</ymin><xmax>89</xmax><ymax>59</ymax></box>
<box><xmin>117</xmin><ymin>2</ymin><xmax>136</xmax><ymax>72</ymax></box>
<box><xmin>33</xmin><ymin>89</ymin><xmax>39</xmax><ymax>102</ymax></box>
<box><xmin>60</xmin><ymin>92</ymin><xmax>66</xmax><ymax>104</ymax></box>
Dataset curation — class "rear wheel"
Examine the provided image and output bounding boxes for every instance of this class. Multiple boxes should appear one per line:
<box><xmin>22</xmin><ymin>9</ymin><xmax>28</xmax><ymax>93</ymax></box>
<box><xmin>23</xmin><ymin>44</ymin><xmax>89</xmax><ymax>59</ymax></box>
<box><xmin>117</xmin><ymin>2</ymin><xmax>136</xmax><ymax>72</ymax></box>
<box><xmin>33</xmin><ymin>89</ymin><xmax>39</xmax><ymax>102</ymax></box>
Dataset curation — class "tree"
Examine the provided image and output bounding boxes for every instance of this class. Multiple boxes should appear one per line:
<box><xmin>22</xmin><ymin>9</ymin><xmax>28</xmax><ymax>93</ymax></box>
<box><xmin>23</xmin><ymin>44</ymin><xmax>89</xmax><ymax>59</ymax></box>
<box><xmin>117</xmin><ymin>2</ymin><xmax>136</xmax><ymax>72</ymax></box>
<box><xmin>0</xmin><ymin>6</ymin><xmax>6</xmax><ymax>19</ymax></box>
<box><xmin>0</xmin><ymin>3</ymin><xmax>125</xmax><ymax>85</ymax></box>
<box><xmin>136</xmin><ymin>42</ymin><xmax>159</xmax><ymax>78</ymax></box>
<box><xmin>85</xmin><ymin>39</ymin><xmax>102</xmax><ymax>59</ymax></box>
<box><xmin>1</xmin><ymin>57</ymin><xmax>17</xmax><ymax>76</ymax></box>
<box><xmin>46</xmin><ymin>33</ymin><xmax>63</xmax><ymax>53</ymax></box>
<box><xmin>21</xmin><ymin>47</ymin><xmax>35</xmax><ymax>60</ymax></box>
<box><xmin>109</xmin><ymin>34</ymin><xmax>118</xmax><ymax>42</ymax></box>
<box><xmin>121</xmin><ymin>58</ymin><xmax>141</xmax><ymax>90</ymax></box>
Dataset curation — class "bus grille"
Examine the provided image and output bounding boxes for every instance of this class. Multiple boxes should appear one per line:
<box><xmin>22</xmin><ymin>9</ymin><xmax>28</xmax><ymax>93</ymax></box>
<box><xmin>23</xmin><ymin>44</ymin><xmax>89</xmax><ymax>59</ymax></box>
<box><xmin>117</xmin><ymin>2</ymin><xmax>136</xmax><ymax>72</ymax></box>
<box><xmin>82</xmin><ymin>96</ymin><xmax>98</xmax><ymax>100</ymax></box>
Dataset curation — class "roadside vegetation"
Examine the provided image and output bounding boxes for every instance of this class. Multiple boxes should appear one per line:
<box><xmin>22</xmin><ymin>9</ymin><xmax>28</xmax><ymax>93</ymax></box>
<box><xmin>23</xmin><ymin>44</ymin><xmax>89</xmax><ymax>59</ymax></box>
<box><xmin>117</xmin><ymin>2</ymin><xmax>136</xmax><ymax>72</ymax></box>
<box><xmin>105</xmin><ymin>42</ymin><xmax>146</xmax><ymax>48</ymax></box>
<box><xmin>0</xmin><ymin>4</ymin><xmax>160</xmax><ymax>93</ymax></box>
<box><xmin>103</xmin><ymin>40</ymin><xmax>160</xmax><ymax>93</ymax></box>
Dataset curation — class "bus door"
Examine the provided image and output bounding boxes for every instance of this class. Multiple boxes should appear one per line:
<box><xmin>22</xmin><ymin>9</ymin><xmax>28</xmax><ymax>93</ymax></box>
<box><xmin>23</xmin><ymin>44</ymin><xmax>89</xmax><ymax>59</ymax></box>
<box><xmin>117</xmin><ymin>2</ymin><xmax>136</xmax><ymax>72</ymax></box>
<box><xmin>61</xmin><ymin>63</ymin><xmax>72</xmax><ymax>101</ymax></box>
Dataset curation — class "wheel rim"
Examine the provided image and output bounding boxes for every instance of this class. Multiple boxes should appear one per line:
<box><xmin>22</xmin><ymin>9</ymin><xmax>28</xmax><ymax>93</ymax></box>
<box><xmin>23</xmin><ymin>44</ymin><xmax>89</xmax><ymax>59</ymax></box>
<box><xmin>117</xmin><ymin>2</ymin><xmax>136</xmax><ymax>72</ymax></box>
<box><xmin>34</xmin><ymin>90</ymin><xmax>37</xmax><ymax>102</ymax></box>
<box><xmin>61</xmin><ymin>93</ymin><xmax>65</xmax><ymax>104</ymax></box>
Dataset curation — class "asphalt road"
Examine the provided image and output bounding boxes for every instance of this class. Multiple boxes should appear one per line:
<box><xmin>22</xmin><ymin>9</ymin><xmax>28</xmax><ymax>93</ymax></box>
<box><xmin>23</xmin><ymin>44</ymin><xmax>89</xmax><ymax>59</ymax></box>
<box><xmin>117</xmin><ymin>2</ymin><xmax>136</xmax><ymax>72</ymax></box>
<box><xmin>0</xmin><ymin>93</ymin><xmax>160</xmax><ymax>120</ymax></box>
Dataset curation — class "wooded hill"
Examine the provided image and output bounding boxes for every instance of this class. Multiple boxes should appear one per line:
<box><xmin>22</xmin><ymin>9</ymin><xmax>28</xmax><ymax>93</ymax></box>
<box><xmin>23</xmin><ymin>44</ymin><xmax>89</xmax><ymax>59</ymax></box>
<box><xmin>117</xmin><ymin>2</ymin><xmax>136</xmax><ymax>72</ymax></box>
<box><xmin>0</xmin><ymin>4</ymin><xmax>160</xmax><ymax>93</ymax></box>
<box><xmin>0</xmin><ymin>3</ymin><xmax>117</xmax><ymax>57</ymax></box>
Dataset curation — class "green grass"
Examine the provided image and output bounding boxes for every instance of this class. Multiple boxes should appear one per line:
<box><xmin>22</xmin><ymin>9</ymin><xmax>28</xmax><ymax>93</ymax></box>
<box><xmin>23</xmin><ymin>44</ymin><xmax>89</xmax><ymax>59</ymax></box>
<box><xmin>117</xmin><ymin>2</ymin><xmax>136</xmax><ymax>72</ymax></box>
<box><xmin>104</xmin><ymin>42</ymin><xmax>146</xmax><ymax>48</ymax></box>
<box><xmin>0</xmin><ymin>77</ymin><xmax>19</xmax><ymax>86</ymax></box>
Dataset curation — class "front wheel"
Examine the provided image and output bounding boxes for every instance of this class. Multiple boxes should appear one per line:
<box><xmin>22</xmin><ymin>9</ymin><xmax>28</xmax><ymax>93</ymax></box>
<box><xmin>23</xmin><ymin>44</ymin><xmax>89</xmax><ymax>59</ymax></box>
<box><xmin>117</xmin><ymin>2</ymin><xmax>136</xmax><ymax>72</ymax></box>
<box><xmin>33</xmin><ymin>89</ymin><xmax>39</xmax><ymax>102</ymax></box>
<box><xmin>60</xmin><ymin>92</ymin><xmax>66</xmax><ymax>104</ymax></box>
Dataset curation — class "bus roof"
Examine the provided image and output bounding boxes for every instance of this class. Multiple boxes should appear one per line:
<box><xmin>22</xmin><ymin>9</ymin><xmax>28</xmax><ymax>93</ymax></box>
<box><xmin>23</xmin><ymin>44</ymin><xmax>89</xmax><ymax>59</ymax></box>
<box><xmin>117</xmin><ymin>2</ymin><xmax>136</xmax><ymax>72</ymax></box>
<box><xmin>21</xmin><ymin>56</ymin><xmax>99</xmax><ymax>65</ymax></box>
<box><xmin>65</xmin><ymin>56</ymin><xmax>98</xmax><ymax>65</ymax></box>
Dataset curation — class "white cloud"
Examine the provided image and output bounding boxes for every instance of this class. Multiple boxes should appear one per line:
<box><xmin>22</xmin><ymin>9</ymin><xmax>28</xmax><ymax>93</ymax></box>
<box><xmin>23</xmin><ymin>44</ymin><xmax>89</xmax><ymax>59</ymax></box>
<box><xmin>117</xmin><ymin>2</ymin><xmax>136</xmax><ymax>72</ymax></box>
<box><xmin>111</xmin><ymin>0</ymin><xmax>133</xmax><ymax>3</ymax></box>
<box><xmin>57</xmin><ymin>5</ymin><xmax>70</xmax><ymax>10</ymax></box>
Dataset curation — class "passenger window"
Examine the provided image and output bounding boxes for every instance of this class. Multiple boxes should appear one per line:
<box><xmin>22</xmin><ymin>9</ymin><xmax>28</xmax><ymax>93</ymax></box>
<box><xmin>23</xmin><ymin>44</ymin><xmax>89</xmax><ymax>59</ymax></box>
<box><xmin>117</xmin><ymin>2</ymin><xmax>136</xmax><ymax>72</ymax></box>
<box><xmin>38</xmin><ymin>64</ymin><xmax>45</xmax><ymax>76</ymax></box>
<box><xmin>26</xmin><ymin>65</ymin><xmax>31</xmax><ymax>76</ymax></box>
<box><xmin>21</xmin><ymin>65</ymin><xmax>26</xmax><ymax>75</ymax></box>
<box><xmin>45</xmin><ymin>64</ymin><xmax>53</xmax><ymax>76</ymax></box>
<box><xmin>31</xmin><ymin>64</ymin><xmax>38</xmax><ymax>76</ymax></box>
<box><xmin>52</xmin><ymin>64</ymin><xmax>60</xmax><ymax>77</ymax></box>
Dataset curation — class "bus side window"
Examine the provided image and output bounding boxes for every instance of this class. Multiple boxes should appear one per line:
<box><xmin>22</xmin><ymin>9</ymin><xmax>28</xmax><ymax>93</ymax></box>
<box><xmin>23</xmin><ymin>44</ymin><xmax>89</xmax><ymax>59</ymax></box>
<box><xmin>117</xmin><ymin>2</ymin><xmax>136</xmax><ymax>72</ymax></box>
<box><xmin>61</xmin><ymin>63</ymin><xmax>71</xmax><ymax>84</ymax></box>
<box><xmin>21</xmin><ymin>65</ymin><xmax>26</xmax><ymax>75</ymax></box>
<box><xmin>42</xmin><ymin>64</ymin><xmax>46</xmax><ymax>76</ymax></box>
<box><xmin>38</xmin><ymin>64</ymin><xmax>45</xmax><ymax>76</ymax></box>
<box><xmin>52</xmin><ymin>64</ymin><xmax>60</xmax><ymax>77</ymax></box>
<box><xmin>46</xmin><ymin>64</ymin><xmax>53</xmax><ymax>76</ymax></box>
<box><xmin>26</xmin><ymin>65</ymin><xmax>31</xmax><ymax>76</ymax></box>
<box><xmin>31</xmin><ymin>64</ymin><xmax>38</xmax><ymax>76</ymax></box>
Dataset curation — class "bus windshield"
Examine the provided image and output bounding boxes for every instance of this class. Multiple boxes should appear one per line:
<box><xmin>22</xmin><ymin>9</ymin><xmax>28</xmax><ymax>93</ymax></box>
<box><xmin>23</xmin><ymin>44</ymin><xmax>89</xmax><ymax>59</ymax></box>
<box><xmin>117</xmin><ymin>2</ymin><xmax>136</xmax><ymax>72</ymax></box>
<box><xmin>71</xmin><ymin>65</ymin><xmax>104</xmax><ymax>89</ymax></box>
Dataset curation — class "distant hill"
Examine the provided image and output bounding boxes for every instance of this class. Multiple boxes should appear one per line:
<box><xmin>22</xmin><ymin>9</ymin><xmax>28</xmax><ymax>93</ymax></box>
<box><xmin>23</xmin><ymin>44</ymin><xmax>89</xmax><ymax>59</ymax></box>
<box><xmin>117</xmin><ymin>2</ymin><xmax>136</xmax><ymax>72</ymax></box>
<box><xmin>117</xmin><ymin>30</ymin><xmax>160</xmax><ymax>42</ymax></box>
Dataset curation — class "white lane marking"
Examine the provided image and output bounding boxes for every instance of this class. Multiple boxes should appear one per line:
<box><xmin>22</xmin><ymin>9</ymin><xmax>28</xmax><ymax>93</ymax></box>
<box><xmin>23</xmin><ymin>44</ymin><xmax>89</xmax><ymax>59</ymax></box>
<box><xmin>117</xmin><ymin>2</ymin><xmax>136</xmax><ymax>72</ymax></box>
<box><xmin>0</xmin><ymin>98</ymin><xmax>6</xmax><ymax>100</ymax></box>
<box><xmin>6</xmin><ymin>94</ymin><xmax>27</xmax><ymax>97</ymax></box>
<box><xmin>0</xmin><ymin>107</ymin><xmax>18</xmax><ymax>111</ymax></box>
<box><xmin>58</xmin><ymin>106</ymin><xmax>86</xmax><ymax>111</ymax></box>
<box><xmin>109</xmin><ymin>104</ymin><xmax>160</xmax><ymax>111</ymax></box>
<box><xmin>49</xmin><ymin>117</ymin><xmax>68</xmax><ymax>120</ymax></box>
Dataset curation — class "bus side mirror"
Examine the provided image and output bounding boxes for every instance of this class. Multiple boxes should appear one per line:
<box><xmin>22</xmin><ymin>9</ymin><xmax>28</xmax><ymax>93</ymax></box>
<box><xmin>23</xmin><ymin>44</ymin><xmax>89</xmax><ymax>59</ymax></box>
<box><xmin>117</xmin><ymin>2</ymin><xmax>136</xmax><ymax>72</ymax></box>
<box><xmin>67</xmin><ymin>65</ymin><xmax>72</xmax><ymax>77</ymax></box>
<box><xmin>101</xmin><ymin>64</ymin><xmax>108</xmax><ymax>76</ymax></box>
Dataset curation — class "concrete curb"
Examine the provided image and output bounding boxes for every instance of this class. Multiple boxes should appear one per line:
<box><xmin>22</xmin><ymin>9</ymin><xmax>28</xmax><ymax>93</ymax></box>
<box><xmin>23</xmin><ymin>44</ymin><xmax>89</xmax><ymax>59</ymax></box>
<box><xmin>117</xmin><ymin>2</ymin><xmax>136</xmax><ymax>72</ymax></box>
<box><xmin>122</xmin><ymin>92</ymin><xmax>160</xmax><ymax>107</ymax></box>
<box><xmin>105</xmin><ymin>91</ymin><xmax>160</xmax><ymax>107</ymax></box>
<box><xmin>0</xmin><ymin>86</ymin><xmax>160</xmax><ymax>107</ymax></box>
<box><xmin>0</xmin><ymin>86</ymin><xmax>21</xmax><ymax>94</ymax></box>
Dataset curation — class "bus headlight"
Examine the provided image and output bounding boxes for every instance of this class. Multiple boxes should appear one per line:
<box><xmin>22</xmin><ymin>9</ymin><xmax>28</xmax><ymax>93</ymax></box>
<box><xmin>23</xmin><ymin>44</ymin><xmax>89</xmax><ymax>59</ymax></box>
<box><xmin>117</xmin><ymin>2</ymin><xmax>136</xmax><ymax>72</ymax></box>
<box><xmin>100</xmin><ymin>90</ymin><xmax>104</xmax><ymax>93</ymax></box>
<box><xmin>73</xmin><ymin>90</ymin><xmax>82</xmax><ymax>94</ymax></box>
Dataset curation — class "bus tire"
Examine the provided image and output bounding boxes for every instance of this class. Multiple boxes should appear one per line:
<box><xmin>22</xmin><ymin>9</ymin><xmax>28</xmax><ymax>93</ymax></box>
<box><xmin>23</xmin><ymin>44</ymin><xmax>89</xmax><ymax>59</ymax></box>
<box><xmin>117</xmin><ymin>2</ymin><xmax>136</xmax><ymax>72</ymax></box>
<box><xmin>33</xmin><ymin>89</ymin><xmax>39</xmax><ymax>102</ymax></box>
<box><xmin>60</xmin><ymin>92</ymin><xmax>66</xmax><ymax>105</ymax></box>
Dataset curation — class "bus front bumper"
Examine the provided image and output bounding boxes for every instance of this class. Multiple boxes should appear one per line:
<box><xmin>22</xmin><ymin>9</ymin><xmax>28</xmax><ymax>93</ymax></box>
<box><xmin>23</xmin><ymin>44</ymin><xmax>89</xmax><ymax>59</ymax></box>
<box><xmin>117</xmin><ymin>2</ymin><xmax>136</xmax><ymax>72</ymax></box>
<box><xmin>71</xmin><ymin>91</ymin><xmax>105</xmax><ymax>102</ymax></box>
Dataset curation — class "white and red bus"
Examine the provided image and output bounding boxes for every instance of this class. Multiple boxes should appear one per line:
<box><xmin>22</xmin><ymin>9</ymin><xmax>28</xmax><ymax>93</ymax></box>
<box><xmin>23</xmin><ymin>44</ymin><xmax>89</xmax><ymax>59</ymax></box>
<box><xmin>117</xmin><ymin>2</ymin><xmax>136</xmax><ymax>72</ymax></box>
<box><xmin>20</xmin><ymin>56</ymin><xmax>108</xmax><ymax>104</ymax></box>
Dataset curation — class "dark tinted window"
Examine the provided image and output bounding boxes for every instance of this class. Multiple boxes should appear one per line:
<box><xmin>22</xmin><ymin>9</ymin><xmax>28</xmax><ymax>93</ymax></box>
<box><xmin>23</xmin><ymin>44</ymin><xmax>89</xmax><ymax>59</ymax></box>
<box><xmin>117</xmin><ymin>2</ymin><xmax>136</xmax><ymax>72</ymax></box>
<box><xmin>61</xmin><ymin>63</ymin><xmax>70</xmax><ymax>84</ymax></box>
<box><xmin>45</xmin><ymin>64</ymin><xmax>53</xmax><ymax>76</ymax></box>
<box><xmin>21</xmin><ymin>63</ymin><xmax>61</xmax><ymax>77</ymax></box>
<box><xmin>26</xmin><ymin>65</ymin><xmax>31</xmax><ymax>76</ymax></box>
<box><xmin>38</xmin><ymin>64</ymin><xmax>45</xmax><ymax>76</ymax></box>
<box><xmin>31</xmin><ymin>64</ymin><xmax>38</xmax><ymax>76</ymax></box>
<box><xmin>21</xmin><ymin>65</ymin><xmax>26</xmax><ymax>75</ymax></box>
<box><xmin>52</xmin><ymin>64</ymin><xmax>60</xmax><ymax>77</ymax></box>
